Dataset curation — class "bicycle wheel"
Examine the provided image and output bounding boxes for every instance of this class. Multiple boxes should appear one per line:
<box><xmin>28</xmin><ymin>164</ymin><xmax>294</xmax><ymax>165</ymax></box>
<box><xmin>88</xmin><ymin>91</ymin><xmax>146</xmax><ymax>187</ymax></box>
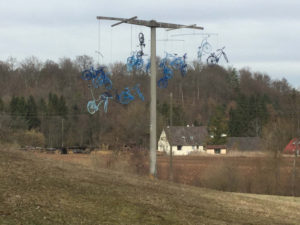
<box><xmin>87</xmin><ymin>100</ymin><xmax>99</xmax><ymax>114</ymax></box>
<box><xmin>81</xmin><ymin>70</ymin><xmax>93</xmax><ymax>80</ymax></box>
<box><xmin>170</xmin><ymin>58</ymin><xmax>181</xmax><ymax>70</ymax></box>
<box><xmin>139</xmin><ymin>32</ymin><xmax>145</xmax><ymax>45</ymax></box>
<box><xmin>223</xmin><ymin>53</ymin><xmax>229</xmax><ymax>63</ymax></box>
<box><xmin>127</xmin><ymin>56</ymin><xmax>135</xmax><ymax>72</ymax></box>
<box><xmin>135</xmin><ymin>58</ymin><xmax>144</xmax><ymax>70</ymax></box>
<box><xmin>207</xmin><ymin>56</ymin><xmax>218</xmax><ymax>65</ymax></box>
<box><xmin>202</xmin><ymin>42</ymin><xmax>212</xmax><ymax>54</ymax></box>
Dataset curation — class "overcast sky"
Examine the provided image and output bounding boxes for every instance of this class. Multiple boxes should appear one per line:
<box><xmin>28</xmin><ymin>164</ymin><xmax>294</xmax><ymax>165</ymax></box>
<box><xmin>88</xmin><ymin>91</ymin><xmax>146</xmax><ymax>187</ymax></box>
<box><xmin>1</xmin><ymin>0</ymin><xmax>299</xmax><ymax>87</ymax></box>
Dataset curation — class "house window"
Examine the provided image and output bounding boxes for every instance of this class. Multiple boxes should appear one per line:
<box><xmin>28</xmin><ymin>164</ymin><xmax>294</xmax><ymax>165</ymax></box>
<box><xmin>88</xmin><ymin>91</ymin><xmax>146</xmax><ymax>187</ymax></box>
<box><xmin>177</xmin><ymin>145</ymin><xmax>182</xmax><ymax>150</ymax></box>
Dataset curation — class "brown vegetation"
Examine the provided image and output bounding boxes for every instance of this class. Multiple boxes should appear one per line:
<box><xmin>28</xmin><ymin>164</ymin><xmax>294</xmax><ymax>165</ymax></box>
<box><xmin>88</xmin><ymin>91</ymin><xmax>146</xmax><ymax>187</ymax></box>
<box><xmin>1</xmin><ymin>147</ymin><xmax>300</xmax><ymax>225</ymax></box>
<box><xmin>1</xmin><ymin>56</ymin><xmax>300</xmax><ymax>149</ymax></box>
<box><xmin>35</xmin><ymin>150</ymin><xmax>300</xmax><ymax>197</ymax></box>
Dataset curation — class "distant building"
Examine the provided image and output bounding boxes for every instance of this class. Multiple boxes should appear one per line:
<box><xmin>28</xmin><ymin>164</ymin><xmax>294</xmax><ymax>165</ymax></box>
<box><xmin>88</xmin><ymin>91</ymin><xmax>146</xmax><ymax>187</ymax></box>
<box><xmin>206</xmin><ymin>145</ymin><xmax>227</xmax><ymax>154</ymax></box>
<box><xmin>227</xmin><ymin>137</ymin><xmax>263</xmax><ymax>151</ymax></box>
<box><xmin>158</xmin><ymin>126</ymin><xmax>208</xmax><ymax>156</ymax></box>
<box><xmin>283</xmin><ymin>138</ymin><xmax>300</xmax><ymax>155</ymax></box>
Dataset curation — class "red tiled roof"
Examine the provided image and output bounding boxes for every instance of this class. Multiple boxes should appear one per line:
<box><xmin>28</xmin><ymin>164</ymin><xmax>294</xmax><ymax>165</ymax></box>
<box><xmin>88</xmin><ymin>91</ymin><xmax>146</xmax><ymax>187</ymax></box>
<box><xmin>283</xmin><ymin>138</ymin><xmax>300</xmax><ymax>154</ymax></box>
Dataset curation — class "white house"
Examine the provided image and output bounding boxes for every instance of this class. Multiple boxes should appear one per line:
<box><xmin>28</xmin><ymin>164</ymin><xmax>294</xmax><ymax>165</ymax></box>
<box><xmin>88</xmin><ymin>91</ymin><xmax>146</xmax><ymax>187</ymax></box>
<box><xmin>158</xmin><ymin>126</ymin><xmax>208</xmax><ymax>156</ymax></box>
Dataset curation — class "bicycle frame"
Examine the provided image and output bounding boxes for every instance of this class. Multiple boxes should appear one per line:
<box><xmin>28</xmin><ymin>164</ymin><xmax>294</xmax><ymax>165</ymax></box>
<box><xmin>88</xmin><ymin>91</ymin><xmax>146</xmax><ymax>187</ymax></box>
<box><xmin>207</xmin><ymin>47</ymin><xmax>228</xmax><ymax>65</ymax></box>
<box><xmin>116</xmin><ymin>84</ymin><xmax>145</xmax><ymax>104</ymax></box>
<box><xmin>126</xmin><ymin>32</ymin><xmax>146</xmax><ymax>72</ymax></box>
<box><xmin>170</xmin><ymin>53</ymin><xmax>188</xmax><ymax>76</ymax></box>
<box><xmin>82</xmin><ymin>67</ymin><xmax>112</xmax><ymax>90</ymax></box>
<box><xmin>87</xmin><ymin>89</ymin><xmax>113</xmax><ymax>114</ymax></box>
<box><xmin>127</xmin><ymin>51</ymin><xmax>144</xmax><ymax>72</ymax></box>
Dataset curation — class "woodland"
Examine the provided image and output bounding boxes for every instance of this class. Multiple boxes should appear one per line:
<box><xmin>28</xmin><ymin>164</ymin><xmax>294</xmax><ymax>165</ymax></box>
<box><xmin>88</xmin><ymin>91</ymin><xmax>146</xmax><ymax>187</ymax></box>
<box><xmin>0</xmin><ymin>55</ymin><xmax>299</xmax><ymax>152</ymax></box>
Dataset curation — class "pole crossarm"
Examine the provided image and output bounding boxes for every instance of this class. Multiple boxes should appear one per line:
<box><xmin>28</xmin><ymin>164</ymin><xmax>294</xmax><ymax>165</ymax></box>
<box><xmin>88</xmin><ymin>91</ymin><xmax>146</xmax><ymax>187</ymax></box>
<box><xmin>96</xmin><ymin>16</ymin><xmax>204</xmax><ymax>30</ymax></box>
<box><xmin>111</xmin><ymin>16</ymin><xmax>138</xmax><ymax>27</ymax></box>
<box><xmin>166</xmin><ymin>24</ymin><xmax>197</xmax><ymax>31</ymax></box>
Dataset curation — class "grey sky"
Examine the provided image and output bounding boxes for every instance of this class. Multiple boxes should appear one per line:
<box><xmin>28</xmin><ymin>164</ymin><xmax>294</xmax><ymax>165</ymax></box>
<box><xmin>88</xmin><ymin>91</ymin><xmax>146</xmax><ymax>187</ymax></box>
<box><xmin>1</xmin><ymin>0</ymin><xmax>299</xmax><ymax>87</ymax></box>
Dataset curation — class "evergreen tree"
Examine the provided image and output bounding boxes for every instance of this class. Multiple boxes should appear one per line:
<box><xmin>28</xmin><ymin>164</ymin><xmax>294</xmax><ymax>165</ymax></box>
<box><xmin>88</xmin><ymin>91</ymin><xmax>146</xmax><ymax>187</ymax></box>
<box><xmin>58</xmin><ymin>95</ymin><xmax>68</xmax><ymax>118</ymax></box>
<box><xmin>228</xmin><ymin>94</ymin><xmax>269</xmax><ymax>137</ymax></box>
<box><xmin>47</xmin><ymin>92</ymin><xmax>59</xmax><ymax>115</ymax></box>
<box><xmin>26</xmin><ymin>95</ymin><xmax>40</xmax><ymax>130</ymax></box>
<box><xmin>17</xmin><ymin>97</ymin><xmax>27</xmax><ymax>116</ymax></box>
<box><xmin>47</xmin><ymin>93</ymin><xmax>68</xmax><ymax>118</ymax></box>
<box><xmin>38</xmin><ymin>98</ymin><xmax>47</xmax><ymax>115</ymax></box>
<box><xmin>208</xmin><ymin>106</ymin><xmax>228</xmax><ymax>144</ymax></box>
<box><xmin>9</xmin><ymin>96</ymin><xmax>28</xmax><ymax>129</ymax></box>
<box><xmin>228</xmin><ymin>94</ymin><xmax>249</xmax><ymax>136</ymax></box>
<box><xmin>157</xmin><ymin>102</ymin><xmax>185</xmax><ymax>126</ymax></box>
<box><xmin>10</xmin><ymin>96</ymin><xmax>19</xmax><ymax>115</ymax></box>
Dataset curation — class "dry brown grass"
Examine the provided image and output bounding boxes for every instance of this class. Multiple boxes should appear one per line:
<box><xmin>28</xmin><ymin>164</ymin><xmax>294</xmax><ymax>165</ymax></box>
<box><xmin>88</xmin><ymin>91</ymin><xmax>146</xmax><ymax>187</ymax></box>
<box><xmin>1</xmin><ymin>146</ymin><xmax>300</xmax><ymax>224</ymax></box>
<box><xmin>34</xmin><ymin>150</ymin><xmax>300</xmax><ymax>196</ymax></box>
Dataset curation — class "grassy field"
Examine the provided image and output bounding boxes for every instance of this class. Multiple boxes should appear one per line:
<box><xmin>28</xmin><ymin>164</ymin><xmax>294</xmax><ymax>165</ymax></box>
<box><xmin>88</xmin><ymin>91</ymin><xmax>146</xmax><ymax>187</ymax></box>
<box><xmin>1</xmin><ymin>147</ymin><xmax>300</xmax><ymax>225</ymax></box>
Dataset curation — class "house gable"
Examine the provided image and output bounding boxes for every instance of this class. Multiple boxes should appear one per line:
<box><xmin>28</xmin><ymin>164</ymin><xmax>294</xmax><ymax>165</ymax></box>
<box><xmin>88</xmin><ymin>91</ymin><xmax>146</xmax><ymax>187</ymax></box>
<box><xmin>159</xmin><ymin>126</ymin><xmax>208</xmax><ymax>155</ymax></box>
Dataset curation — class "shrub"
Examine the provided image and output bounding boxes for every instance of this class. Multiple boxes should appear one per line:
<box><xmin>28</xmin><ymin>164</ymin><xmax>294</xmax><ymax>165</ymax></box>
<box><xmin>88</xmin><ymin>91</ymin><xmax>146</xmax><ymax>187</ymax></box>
<box><xmin>12</xmin><ymin>130</ymin><xmax>45</xmax><ymax>147</ymax></box>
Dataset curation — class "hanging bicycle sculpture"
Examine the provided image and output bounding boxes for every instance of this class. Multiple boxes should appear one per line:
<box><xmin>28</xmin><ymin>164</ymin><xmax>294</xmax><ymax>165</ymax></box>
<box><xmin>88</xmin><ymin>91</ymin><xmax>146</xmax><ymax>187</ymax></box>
<box><xmin>157</xmin><ymin>52</ymin><xmax>189</xmax><ymax>88</ymax></box>
<box><xmin>206</xmin><ymin>47</ymin><xmax>229</xmax><ymax>65</ymax></box>
<box><xmin>81</xmin><ymin>66</ymin><xmax>145</xmax><ymax>114</ymax></box>
<box><xmin>170</xmin><ymin>53</ymin><xmax>188</xmax><ymax>76</ymax></box>
<box><xmin>87</xmin><ymin>88</ymin><xmax>113</xmax><ymax>114</ymax></box>
<box><xmin>197</xmin><ymin>36</ymin><xmax>212</xmax><ymax>62</ymax></box>
<box><xmin>127</xmin><ymin>32</ymin><xmax>146</xmax><ymax>72</ymax></box>
<box><xmin>115</xmin><ymin>84</ymin><xmax>145</xmax><ymax>104</ymax></box>
<box><xmin>81</xmin><ymin>66</ymin><xmax>112</xmax><ymax>90</ymax></box>
<box><xmin>157</xmin><ymin>53</ymin><xmax>174</xmax><ymax>88</ymax></box>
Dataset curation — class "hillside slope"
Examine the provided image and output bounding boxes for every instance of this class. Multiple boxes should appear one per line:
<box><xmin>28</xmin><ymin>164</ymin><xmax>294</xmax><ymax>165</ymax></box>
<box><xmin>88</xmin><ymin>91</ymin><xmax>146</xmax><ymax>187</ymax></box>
<box><xmin>0</xmin><ymin>148</ymin><xmax>300</xmax><ymax>225</ymax></box>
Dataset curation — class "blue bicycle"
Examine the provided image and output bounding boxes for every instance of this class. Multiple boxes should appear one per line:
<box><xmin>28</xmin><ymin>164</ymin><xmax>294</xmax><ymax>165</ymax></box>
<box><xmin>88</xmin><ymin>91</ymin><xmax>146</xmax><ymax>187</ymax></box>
<box><xmin>157</xmin><ymin>53</ymin><xmax>174</xmax><ymax>88</ymax></box>
<box><xmin>127</xmin><ymin>51</ymin><xmax>144</xmax><ymax>72</ymax></box>
<box><xmin>170</xmin><ymin>53</ymin><xmax>188</xmax><ymax>76</ymax></box>
<box><xmin>116</xmin><ymin>84</ymin><xmax>145</xmax><ymax>104</ymax></box>
<box><xmin>87</xmin><ymin>91</ymin><xmax>113</xmax><ymax>114</ymax></box>
<box><xmin>126</xmin><ymin>32</ymin><xmax>147</xmax><ymax>72</ymax></box>
<box><xmin>207</xmin><ymin>47</ymin><xmax>229</xmax><ymax>65</ymax></box>
<box><xmin>81</xmin><ymin>66</ymin><xmax>112</xmax><ymax>90</ymax></box>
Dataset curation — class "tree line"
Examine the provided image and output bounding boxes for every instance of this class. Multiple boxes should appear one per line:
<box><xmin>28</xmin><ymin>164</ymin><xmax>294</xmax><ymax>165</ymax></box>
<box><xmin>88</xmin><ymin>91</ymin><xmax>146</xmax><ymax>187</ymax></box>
<box><xmin>0</xmin><ymin>55</ymin><xmax>299</xmax><ymax>151</ymax></box>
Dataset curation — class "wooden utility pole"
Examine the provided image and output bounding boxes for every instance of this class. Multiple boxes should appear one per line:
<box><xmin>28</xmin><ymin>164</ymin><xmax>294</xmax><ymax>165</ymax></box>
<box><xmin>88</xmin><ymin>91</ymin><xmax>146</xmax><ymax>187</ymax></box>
<box><xmin>96</xmin><ymin>16</ymin><xmax>203</xmax><ymax>177</ymax></box>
